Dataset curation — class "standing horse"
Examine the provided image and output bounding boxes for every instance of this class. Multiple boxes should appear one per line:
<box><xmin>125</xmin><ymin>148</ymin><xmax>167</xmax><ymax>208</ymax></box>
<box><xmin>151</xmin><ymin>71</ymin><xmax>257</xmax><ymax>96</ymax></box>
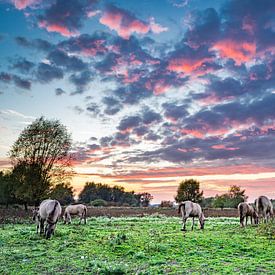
<box><xmin>63</xmin><ymin>204</ymin><xmax>87</xmax><ymax>224</ymax></box>
<box><xmin>255</xmin><ymin>196</ymin><xmax>274</xmax><ymax>223</ymax></box>
<box><xmin>37</xmin><ymin>199</ymin><xmax>62</xmax><ymax>239</ymax></box>
<box><xmin>238</xmin><ymin>202</ymin><xmax>258</xmax><ymax>227</ymax></box>
<box><xmin>178</xmin><ymin>201</ymin><xmax>206</xmax><ymax>231</ymax></box>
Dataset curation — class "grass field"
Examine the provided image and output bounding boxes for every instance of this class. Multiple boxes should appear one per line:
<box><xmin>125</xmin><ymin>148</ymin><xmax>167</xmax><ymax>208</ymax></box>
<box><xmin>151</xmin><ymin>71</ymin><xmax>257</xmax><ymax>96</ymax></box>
<box><xmin>0</xmin><ymin>216</ymin><xmax>274</xmax><ymax>274</ymax></box>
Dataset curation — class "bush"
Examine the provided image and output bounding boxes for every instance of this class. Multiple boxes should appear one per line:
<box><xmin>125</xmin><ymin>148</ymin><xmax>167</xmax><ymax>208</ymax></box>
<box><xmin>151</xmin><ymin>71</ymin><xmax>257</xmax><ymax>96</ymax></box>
<box><xmin>90</xmin><ymin>199</ymin><xmax>108</xmax><ymax>207</ymax></box>
<box><xmin>159</xmin><ymin>201</ymin><xmax>173</xmax><ymax>208</ymax></box>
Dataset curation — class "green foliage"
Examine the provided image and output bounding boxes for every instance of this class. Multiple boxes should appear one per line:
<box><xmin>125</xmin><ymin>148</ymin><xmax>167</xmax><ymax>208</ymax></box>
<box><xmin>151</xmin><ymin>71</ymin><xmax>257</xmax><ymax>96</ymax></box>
<box><xmin>200</xmin><ymin>197</ymin><xmax>214</xmax><ymax>208</ymax></box>
<box><xmin>0</xmin><ymin>217</ymin><xmax>274</xmax><ymax>274</ymax></box>
<box><xmin>79</xmin><ymin>182</ymin><xmax>144</xmax><ymax>206</ymax></box>
<box><xmin>91</xmin><ymin>199</ymin><xmax>108</xmax><ymax>207</ymax></box>
<box><xmin>0</xmin><ymin>171</ymin><xmax>18</xmax><ymax>206</ymax></box>
<box><xmin>49</xmin><ymin>183</ymin><xmax>74</xmax><ymax>205</ymax></box>
<box><xmin>257</xmin><ymin>221</ymin><xmax>275</xmax><ymax>240</ymax></box>
<box><xmin>175</xmin><ymin>179</ymin><xmax>203</xmax><ymax>203</ymax></box>
<box><xmin>213</xmin><ymin>185</ymin><xmax>247</xmax><ymax>208</ymax></box>
<box><xmin>9</xmin><ymin>116</ymin><xmax>72</xmax><ymax>206</ymax></box>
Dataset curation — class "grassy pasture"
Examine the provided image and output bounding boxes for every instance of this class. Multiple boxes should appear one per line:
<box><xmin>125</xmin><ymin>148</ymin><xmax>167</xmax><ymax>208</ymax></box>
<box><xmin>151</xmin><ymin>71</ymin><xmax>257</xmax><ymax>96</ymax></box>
<box><xmin>0</xmin><ymin>216</ymin><xmax>274</xmax><ymax>274</ymax></box>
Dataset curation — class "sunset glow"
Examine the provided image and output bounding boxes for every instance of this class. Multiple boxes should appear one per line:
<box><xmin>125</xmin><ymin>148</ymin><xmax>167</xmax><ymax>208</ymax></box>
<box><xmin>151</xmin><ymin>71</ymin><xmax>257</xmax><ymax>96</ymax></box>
<box><xmin>0</xmin><ymin>0</ymin><xmax>274</xmax><ymax>203</ymax></box>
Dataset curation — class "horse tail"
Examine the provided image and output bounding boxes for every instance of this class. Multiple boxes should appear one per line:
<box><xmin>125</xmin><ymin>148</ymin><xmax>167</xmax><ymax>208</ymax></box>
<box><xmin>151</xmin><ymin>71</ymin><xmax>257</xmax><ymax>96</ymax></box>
<box><xmin>47</xmin><ymin>200</ymin><xmax>58</xmax><ymax>224</ymax></box>
<box><xmin>178</xmin><ymin>202</ymin><xmax>185</xmax><ymax>214</ymax></box>
<box><xmin>84</xmin><ymin>206</ymin><xmax>87</xmax><ymax>217</ymax></box>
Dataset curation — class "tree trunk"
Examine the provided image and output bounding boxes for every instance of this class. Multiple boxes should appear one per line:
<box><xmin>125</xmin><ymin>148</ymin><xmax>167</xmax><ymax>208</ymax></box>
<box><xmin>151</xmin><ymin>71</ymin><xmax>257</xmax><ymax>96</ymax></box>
<box><xmin>24</xmin><ymin>203</ymin><xmax>28</xmax><ymax>211</ymax></box>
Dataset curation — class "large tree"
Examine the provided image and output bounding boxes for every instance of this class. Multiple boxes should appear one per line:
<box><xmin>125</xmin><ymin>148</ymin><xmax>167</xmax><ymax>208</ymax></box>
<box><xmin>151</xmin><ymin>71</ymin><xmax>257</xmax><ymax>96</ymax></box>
<box><xmin>175</xmin><ymin>179</ymin><xmax>203</xmax><ymax>203</ymax></box>
<box><xmin>9</xmin><ymin>116</ymin><xmax>72</xmax><ymax>207</ymax></box>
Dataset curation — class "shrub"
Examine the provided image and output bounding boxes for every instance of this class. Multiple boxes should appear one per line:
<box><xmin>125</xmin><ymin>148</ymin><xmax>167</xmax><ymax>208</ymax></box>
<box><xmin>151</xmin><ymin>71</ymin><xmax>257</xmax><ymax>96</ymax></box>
<box><xmin>90</xmin><ymin>199</ymin><xmax>108</xmax><ymax>207</ymax></box>
<box><xmin>159</xmin><ymin>200</ymin><xmax>173</xmax><ymax>208</ymax></box>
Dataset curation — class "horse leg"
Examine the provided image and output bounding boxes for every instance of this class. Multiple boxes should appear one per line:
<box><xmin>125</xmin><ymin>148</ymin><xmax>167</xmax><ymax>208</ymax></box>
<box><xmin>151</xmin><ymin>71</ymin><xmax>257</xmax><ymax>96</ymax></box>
<box><xmin>245</xmin><ymin>216</ymin><xmax>248</xmax><ymax>226</ymax></box>
<box><xmin>39</xmin><ymin>219</ymin><xmax>44</xmax><ymax>235</ymax></box>
<box><xmin>240</xmin><ymin>216</ymin><xmax>244</xmax><ymax>227</ymax></box>
<box><xmin>250</xmin><ymin>216</ymin><xmax>253</xmax><ymax>225</ymax></box>
<box><xmin>181</xmin><ymin>217</ymin><xmax>187</xmax><ymax>231</ymax></box>
<box><xmin>191</xmin><ymin>217</ymin><xmax>195</xmax><ymax>230</ymax></box>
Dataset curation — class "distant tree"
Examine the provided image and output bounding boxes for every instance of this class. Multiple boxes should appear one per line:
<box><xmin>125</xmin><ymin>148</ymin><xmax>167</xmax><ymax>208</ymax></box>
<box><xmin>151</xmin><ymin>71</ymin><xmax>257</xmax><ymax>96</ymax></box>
<box><xmin>79</xmin><ymin>182</ymin><xmax>142</xmax><ymax>206</ymax></box>
<box><xmin>50</xmin><ymin>183</ymin><xmax>74</xmax><ymax>205</ymax></box>
<box><xmin>200</xmin><ymin>197</ymin><xmax>215</xmax><ymax>208</ymax></box>
<box><xmin>0</xmin><ymin>171</ymin><xmax>17</xmax><ymax>207</ymax></box>
<box><xmin>138</xmin><ymin>192</ymin><xmax>153</xmax><ymax>207</ymax></box>
<box><xmin>228</xmin><ymin>185</ymin><xmax>247</xmax><ymax>208</ymax></box>
<box><xmin>79</xmin><ymin>182</ymin><xmax>98</xmax><ymax>203</ymax></box>
<box><xmin>9</xmin><ymin>116</ymin><xmax>72</xmax><ymax>208</ymax></box>
<box><xmin>175</xmin><ymin>179</ymin><xmax>203</xmax><ymax>203</ymax></box>
<box><xmin>213</xmin><ymin>194</ymin><xmax>230</xmax><ymax>209</ymax></box>
<box><xmin>160</xmin><ymin>200</ymin><xmax>173</xmax><ymax>208</ymax></box>
<box><xmin>213</xmin><ymin>185</ymin><xmax>247</xmax><ymax>209</ymax></box>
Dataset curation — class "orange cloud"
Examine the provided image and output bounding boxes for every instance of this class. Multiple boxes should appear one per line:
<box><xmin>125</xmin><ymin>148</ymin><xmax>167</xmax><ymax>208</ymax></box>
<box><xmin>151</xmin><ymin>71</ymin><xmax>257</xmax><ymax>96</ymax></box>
<box><xmin>212</xmin><ymin>40</ymin><xmax>256</xmax><ymax>65</ymax></box>
<box><xmin>168</xmin><ymin>57</ymin><xmax>212</xmax><ymax>74</ymax></box>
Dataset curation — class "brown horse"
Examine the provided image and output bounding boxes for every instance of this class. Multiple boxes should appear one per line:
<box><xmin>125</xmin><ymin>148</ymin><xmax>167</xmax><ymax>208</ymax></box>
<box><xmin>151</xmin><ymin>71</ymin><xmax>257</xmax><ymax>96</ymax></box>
<box><xmin>178</xmin><ymin>201</ymin><xmax>206</xmax><ymax>231</ymax></box>
<box><xmin>255</xmin><ymin>196</ymin><xmax>274</xmax><ymax>223</ymax></box>
<box><xmin>35</xmin><ymin>199</ymin><xmax>62</xmax><ymax>239</ymax></box>
<box><xmin>63</xmin><ymin>204</ymin><xmax>87</xmax><ymax>224</ymax></box>
<box><xmin>238</xmin><ymin>202</ymin><xmax>258</xmax><ymax>227</ymax></box>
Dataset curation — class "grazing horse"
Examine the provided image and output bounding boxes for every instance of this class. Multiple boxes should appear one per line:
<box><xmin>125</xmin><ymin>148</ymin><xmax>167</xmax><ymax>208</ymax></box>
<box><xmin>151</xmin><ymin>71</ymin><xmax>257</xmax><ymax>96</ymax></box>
<box><xmin>178</xmin><ymin>201</ymin><xmax>206</xmax><ymax>231</ymax></box>
<box><xmin>37</xmin><ymin>199</ymin><xmax>62</xmax><ymax>239</ymax></box>
<box><xmin>238</xmin><ymin>202</ymin><xmax>258</xmax><ymax>227</ymax></box>
<box><xmin>255</xmin><ymin>196</ymin><xmax>274</xmax><ymax>223</ymax></box>
<box><xmin>63</xmin><ymin>204</ymin><xmax>87</xmax><ymax>225</ymax></box>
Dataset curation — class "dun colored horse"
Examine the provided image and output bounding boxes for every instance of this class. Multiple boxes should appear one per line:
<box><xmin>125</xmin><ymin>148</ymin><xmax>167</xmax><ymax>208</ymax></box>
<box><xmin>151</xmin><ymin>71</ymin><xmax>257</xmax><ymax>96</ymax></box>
<box><xmin>33</xmin><ymin>199</ymin><xmax>62</xmax><ymax>239</ymax></box>
<box><xmin>178</xmin><ymin>201</ymin><xmax>206</xmax><ymax>231</ymax></box>
<box><xmin>255</xmin><ymin>196</ymin><xmax>274</xmax><ymax>223</ymax></box>
<box><xmin>63</xmin><ymin>204</ymin><xmax>87</xmax><ymax>225</ymax></box>
<box><xmin>238</xmin><ymin>202</ymin><xmax>258</xmax><ymax>227</ymax></box>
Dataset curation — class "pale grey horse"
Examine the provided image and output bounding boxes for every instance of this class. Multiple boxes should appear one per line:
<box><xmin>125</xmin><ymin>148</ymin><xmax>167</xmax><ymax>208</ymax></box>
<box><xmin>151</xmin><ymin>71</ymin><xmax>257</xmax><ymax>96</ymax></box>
<box><xmin>63</xmin><ymin>204</ymin><xmax>87</xmax><ymax>225</ymax></box>
<box><xmin>255</xmin><ymin>196</ymin><xmax>274</xmax><ymax>223</ymax></box>
<box><xmin>178</xmin><ymin>201</ymin><xmax>206</xmax><ymax>231</ymax></box>
<box><xmin>35</xmin><ymin>199</ymin><xmax>62</xmax><ymax>239</ymax></box>
<box><xmin>238</xmin><ymin>202</ymin><xmax>258</xmax><ymax>227</ymax></box>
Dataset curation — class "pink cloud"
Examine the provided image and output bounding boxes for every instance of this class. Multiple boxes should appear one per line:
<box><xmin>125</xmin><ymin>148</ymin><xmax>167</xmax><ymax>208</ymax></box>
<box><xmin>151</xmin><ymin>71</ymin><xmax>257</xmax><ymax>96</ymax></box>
<box><xmin>168</xmin><ymin>57</ymin><xmax>212</xmax><ymax>74</ymax></box>
<box><xmin>38</xmin><ymin>20</ymin><xmax>78</xmax><ymax>37</ymax></box>
<box><xmin>12</xmin><ymin>0</ymin><xmax>39</xmax><ymax>10</ymax></box>
<box><xmin>212</xmin><ymin>39</ymin><xmax>256</xmax><ymax>65</ymax></box>
<box><xmin>211</xmin><ymin>144</ymin><xmax>239</xmax><ymax>151</ymax></box>
<box><xmin>100</xmin><ymin>6</ymin><xmax>167</xmax><ymax>39</ymax></box>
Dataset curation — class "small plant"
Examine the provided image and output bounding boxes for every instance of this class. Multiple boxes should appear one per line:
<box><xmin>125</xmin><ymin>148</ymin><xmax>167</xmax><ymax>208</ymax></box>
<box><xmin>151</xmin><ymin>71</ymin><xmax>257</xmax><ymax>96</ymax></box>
<box><xmin>90</xmin><ymin>199</ymin><xmax>108</xmax><ymax>207</ymax></box>
<box><xmin>257</xmin><ymin>221</ymin><xmax>275</xmax><ymax>240</ymax></box>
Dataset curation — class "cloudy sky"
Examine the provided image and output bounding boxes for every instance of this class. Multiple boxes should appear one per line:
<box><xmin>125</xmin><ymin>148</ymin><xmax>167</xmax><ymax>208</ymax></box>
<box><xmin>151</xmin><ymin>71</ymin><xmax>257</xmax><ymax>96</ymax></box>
<box><xmin>0</xmin><ymin>0</ymin><xmax>274</xmax><ymax>202</ymax></box>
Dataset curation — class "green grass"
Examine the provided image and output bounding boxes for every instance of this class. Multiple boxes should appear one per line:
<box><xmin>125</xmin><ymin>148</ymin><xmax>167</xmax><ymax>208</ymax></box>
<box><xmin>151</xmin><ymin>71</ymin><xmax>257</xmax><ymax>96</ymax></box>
<box><xmin>0</xmin><ymin>216</ymin><xmax>274</xmax><ymax>274</ymax></box>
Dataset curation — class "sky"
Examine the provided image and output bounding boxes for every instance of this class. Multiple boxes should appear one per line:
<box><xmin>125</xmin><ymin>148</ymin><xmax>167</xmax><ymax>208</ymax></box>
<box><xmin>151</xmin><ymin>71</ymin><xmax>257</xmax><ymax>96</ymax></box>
<box><xmin>0</xmin><ymin>0</ymin><xmax>275</xmax><ymax>203</ymax></box>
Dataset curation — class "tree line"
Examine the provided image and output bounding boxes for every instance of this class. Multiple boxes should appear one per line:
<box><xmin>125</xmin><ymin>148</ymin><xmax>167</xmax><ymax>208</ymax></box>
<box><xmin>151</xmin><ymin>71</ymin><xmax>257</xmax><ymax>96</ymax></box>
<box><xmin>172</xmin><ymin>179</ymin><xmax>248</xmax><ymax>209</ymax></box>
